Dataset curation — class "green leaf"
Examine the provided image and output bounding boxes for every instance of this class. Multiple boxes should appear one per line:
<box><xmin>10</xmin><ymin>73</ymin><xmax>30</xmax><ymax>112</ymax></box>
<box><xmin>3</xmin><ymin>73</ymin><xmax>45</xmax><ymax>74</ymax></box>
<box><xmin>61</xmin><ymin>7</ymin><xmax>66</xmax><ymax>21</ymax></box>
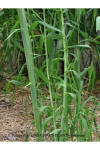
<box><xmin>68</xmin><ymin>44</ymin><xmax>91</xmax><ymax>49</ymax></box>
<box><xmin>55</xmin><ymin>106</ymin><xmax>63</xmax><ymax>115</ymax></box>
<box><xmin>4</xmin><ymin>29</ymin><xmax>21</xmax><ymax>42</ymax></box>
<box><xmin>66</xmin><ymin>92</ymin><xmax>76</xmax><ymax>99</ymax></box>
<box><xmin>65</xmin><ymin>22</ymin><xmax>76</xmax><ymax>28</ymax></box>
<box><xmin>81</xmin><ymin>118</ymin><xmax>88</xmax><ymax>134</ymax></box>
<box><xmin>96</xmin><ymin>16</ymin><xmax>100</xmax><ymax>32</ymax></box>
<box><xmin>80</xmin><ymin>67</ymin><xmax>90</xmax><ymax>79</ymax></box>
<box><xmin>91</xmin><ymin>9</ymin><xmax>97</xmax><ymax>33</ymax></box>
<box><xmin>34</xmin><ymin>67</ymin><xmax>49</xmax><ymax>84</ymax></box>
<box><xmin>80</xmin><ymin>31</ymin><xmax>88</xmax><ymax>39</ymax></box>
<box><xmin>43</xmin><ymin>116</ymin><xmax>53</xmax><ymax>132</ymax></box>
<box><xmin>81</xmin><ymin>96</ymin><xmax>97</xmax><ymax>109</ymax></box>
<box><xmin>88</xmin><ymin>62</ymin><xmax>95</xmax><ymax>92</ymax></box>
<box><xmin>8</xmin><ymin>80</ymin><xmax>24</xmax><ymax>86</ymax></box>
<box><xmin>39</xmin><ymin>106</ymin><xmax>52</xmax><ymax>114</ymax></box>
<box><xmin>25</xmin><ymin>82</ymin><xmax>32</xmax><ymax>87</ymax></box>
<box><xmin>72</xmin><ymin>70</ymin><xmax>83</xmax><ymax>91</ymax></box>
<box><xmin>73</xmin><ymin>70</ymin><xmax>80</xmax><ymax>81</ymax></box>
<box><xmin>50</xmin><ymin>129</ymin><xmax>61</xmax><ymax>135</ymax></box>
<box><xmin>66</xmin><ymin>92</ymin><xmax>76</xmax><ymax>103</ymax></box>
<box><xmin>38</xmin><ymin>21</ymin><xmax>62</xmax><ymax>33</ymax></box>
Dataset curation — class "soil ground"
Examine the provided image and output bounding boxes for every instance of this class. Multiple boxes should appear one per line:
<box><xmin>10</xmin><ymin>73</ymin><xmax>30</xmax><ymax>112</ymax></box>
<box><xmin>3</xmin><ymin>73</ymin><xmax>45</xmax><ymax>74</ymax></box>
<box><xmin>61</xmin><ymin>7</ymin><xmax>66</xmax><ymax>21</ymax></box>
<box><xmin>0</xmin><ymin>79</ymin><xmax>100</xmax><ymax>141</ymax></box>
<box><xmin>0</xmin><ymin>80</ymin><xmax>36</xmax><ymax>141</ymax></box>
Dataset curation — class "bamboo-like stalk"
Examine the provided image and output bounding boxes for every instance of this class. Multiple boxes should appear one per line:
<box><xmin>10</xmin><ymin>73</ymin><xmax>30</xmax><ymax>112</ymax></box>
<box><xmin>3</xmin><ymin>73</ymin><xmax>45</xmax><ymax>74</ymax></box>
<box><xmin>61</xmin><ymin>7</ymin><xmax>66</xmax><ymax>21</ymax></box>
<box><xmin>43</xmin><ymin>9</ymin><xmax>57</xmax><ymax>141</ymax></box>
<box><xmin>43</xmin><ymin>9</ymin><xmax>53</xmax><ymax>108</ymax></box>
<box><xmin>75</xmin><ymin>9</ymin><xmax>82</xmax><ymax>140</ymax></box>
<box><xmin>17</xmin><ymin>9</ymin><xmax>40</xmax><ymax>138</ymax></box>
<box><xmin>60</xmin><ymin>9</ymin><xmax>69</xmax><ymax>140</ymax></box>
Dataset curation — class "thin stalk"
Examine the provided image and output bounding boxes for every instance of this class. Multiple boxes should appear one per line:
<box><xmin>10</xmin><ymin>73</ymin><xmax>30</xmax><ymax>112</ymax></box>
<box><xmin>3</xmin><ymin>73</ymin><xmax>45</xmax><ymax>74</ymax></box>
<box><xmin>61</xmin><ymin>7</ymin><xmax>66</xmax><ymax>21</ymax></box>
<box><xmin>60</xmin><ymin>9</ymin><xmax>69</xmax><ymax>140</ymax></box>
<box><xmin>43</xmin><ymin>9</ymin><xmax>57</xmax><ymax>141</ymax></box>
<box><xmin>75</xmin><ymin>9</ymin><xmax>81</xmax><ymax>74</ymax></box>
<box><xmin>76</xmin><ymin>9</ymin><xmax>82</xmax><ymax>139</ymax></box>
<box><xmin>17</xmin><ymin>9</ymin><xmax>41</xmax><ymax>140</ymax></box>
<box><xmin>43</xmin><ymin>9</ymin><xmax>53</xmax><ymax>108</ymax></box>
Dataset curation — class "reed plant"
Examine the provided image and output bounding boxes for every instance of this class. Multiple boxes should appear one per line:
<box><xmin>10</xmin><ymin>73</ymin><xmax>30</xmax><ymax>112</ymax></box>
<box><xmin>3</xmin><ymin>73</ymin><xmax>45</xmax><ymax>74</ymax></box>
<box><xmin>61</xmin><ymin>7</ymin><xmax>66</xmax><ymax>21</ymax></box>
<box><xmin>18</xmin><ymin>9</ymin><xmax>41</xmax><ymax>140</ymax></box>
<box><xmin>0</xmin><ymin>8</ymin><xmax>100</xmax><ymax>141</ymax></box>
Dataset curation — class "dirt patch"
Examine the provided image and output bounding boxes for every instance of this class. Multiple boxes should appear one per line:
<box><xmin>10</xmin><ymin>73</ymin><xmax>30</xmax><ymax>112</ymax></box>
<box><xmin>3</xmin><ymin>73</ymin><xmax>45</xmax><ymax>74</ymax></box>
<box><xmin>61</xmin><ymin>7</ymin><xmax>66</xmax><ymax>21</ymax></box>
<box><xmin>0</xmin><ymin>87</ymin><xmax>36</xmax><ymax>141</ymax></box>
<box><xmin>0</xmin><ymin>81</ymin><xmax>100</xmax><ymax>141</ymax></box>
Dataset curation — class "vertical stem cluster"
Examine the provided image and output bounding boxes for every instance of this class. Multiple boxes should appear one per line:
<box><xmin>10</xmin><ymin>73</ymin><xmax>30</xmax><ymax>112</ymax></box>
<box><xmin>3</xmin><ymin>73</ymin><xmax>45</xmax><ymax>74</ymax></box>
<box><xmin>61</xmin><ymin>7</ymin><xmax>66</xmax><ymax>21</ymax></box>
<box><xmin>61</xmin><ymin>9</ymin><xmax>69</xmax><ymax>140</ymax></box>
<box><xmin>18</xmin><ymin>9</ymin><xmax>40</xmax><ymax>137</ymax></box>
<box><xmin>75</xmin><ymin>9</ymin><xmax>82</xmax><ymax>140</ymax></box>
<box><xmin>43</xmin><ymin>9</ymin><xmax>53</xmax><ymax>108</ymax></box>
<box><xmin>43</xmin><ymin>9</ymin><xmax>57</xmax><ymax>141</ymax></box>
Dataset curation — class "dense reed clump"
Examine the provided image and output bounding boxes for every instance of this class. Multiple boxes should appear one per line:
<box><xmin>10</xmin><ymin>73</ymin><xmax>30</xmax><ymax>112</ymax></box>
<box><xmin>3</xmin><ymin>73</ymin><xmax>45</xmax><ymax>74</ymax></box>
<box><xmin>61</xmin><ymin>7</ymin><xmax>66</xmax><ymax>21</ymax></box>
<box><xmin>0</xmin><ymin>8</ymin><xmax>100</xmax><ymax>141</ymax></box>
